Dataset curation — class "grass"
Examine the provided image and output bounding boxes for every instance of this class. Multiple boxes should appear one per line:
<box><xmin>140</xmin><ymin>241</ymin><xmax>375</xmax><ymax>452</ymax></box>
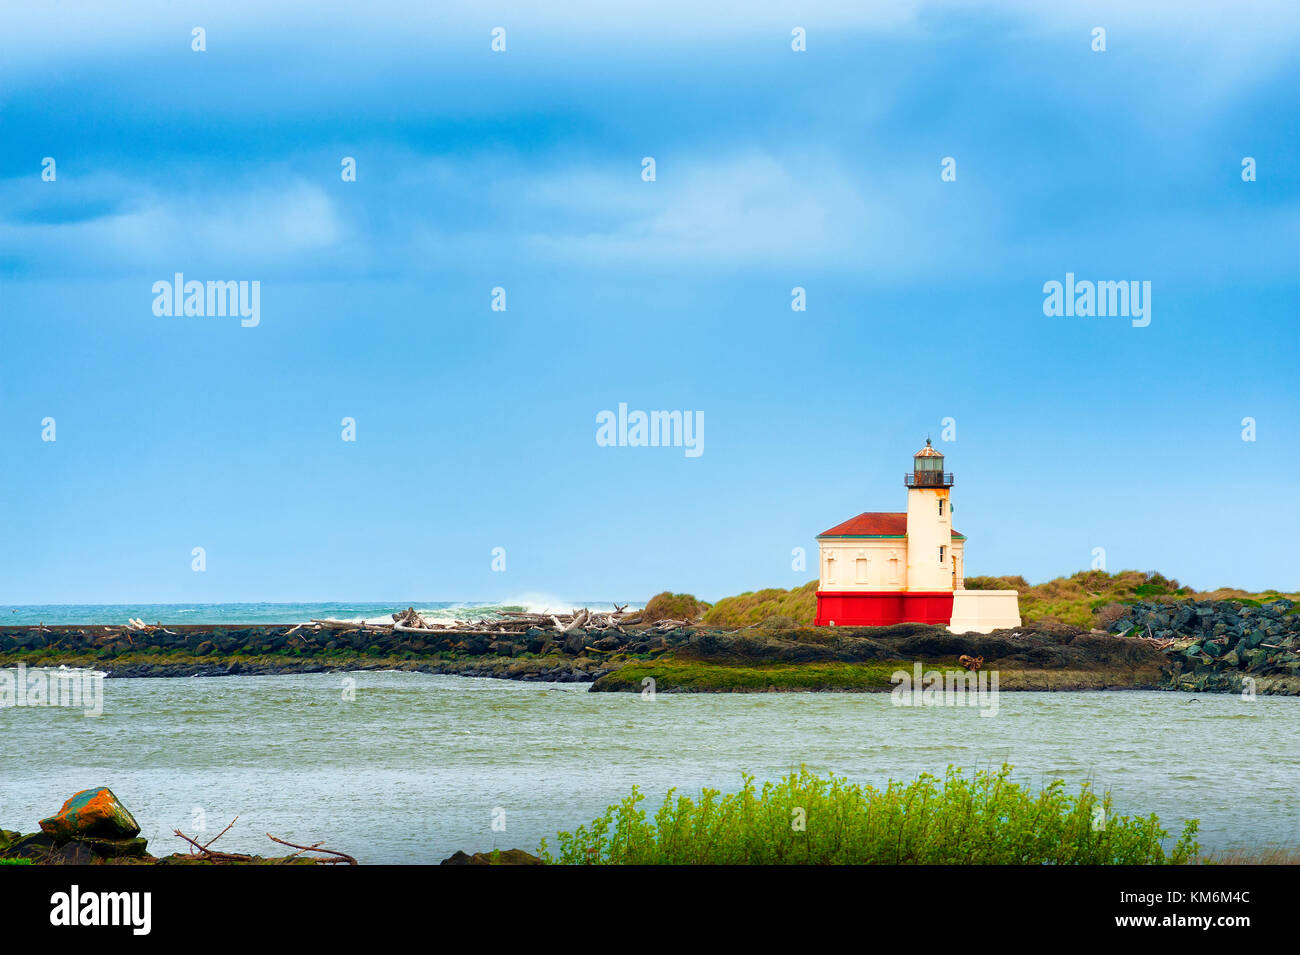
<box><xmin>539</xmin><ymin>764</ymin><xmax>1200</xmax><ymax>865</ymax></box>
<box><xmin>701</xmin><ymin>571</ymin><xmax>1298</xmax><ymax>630</ymax></box>
<box><xmin>703</xmin><ymin>581</ymin><xmax>819</xmax><ymax>627</ymax></box>
<box><xmin>592</xmin><ymin>657</ymin><xmax>1163</xmax><ymax>692</ymax></box>
<box><xmin>592</xmin><ymin>658</ymin><xmax>930</xmax><ymax>692</ymax></box>
<box><xmin>1201</xmin><ymin>847</ymin><xmax>1300</xmax><ymax>865</ymax></box>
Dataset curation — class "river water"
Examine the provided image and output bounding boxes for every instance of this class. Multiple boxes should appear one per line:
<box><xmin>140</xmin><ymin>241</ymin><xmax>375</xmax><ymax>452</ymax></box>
<box><xmin>2</xmin><ymin>671</ymin><xmax>1296</xmax><ymax>863</ymax></box>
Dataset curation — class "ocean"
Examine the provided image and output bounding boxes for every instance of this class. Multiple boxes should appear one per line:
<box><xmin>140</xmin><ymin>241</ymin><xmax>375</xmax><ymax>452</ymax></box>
<box><xmin>0</xmin><ymin>600</ymin><xmax>639</xmax><ymax>627</ymax></box>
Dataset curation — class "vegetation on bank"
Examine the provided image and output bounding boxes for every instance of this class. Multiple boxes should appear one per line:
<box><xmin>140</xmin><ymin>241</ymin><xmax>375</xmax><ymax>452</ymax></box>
<box><xmin>703</xmin><ymin>581</ymin><xmax>818</xmax><ymax>627</ymax></box>
<box><xmin>591</xmin><ymin>658</ymin><xmax>924</xmax><ymax>692</ymax></box>
<box><xmin>701</xmin><ymin>571</ymin><xmax>1299</xmax><ymax>630</ymax></box>
<box><xmin>540</xmin><ymin>764</ymin><xmax>1200</xmax><ymax>865</ymax></box>
<box><xmin>641</xmin><ymin>592</ymin><xmax>711</xmax><ymax>623</ymax></box>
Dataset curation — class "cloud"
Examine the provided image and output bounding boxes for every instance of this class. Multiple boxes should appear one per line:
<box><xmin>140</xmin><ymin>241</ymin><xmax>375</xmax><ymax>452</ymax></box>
<box><xmin>0</xmin><ymin>176</ymin><xmax>342</xmax><ymax>274</ymax></box>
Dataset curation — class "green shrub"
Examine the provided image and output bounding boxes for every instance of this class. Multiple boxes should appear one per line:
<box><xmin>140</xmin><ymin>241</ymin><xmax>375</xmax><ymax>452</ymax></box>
<box><xmin>540</xmin><ymin>765</ymin><xmax>1199</xmax><ymax>865</ymax></box>
<box><xmin>641</xmin><ymin>592</ymin><xmax>711</xmax><ymax>624</ymax></box>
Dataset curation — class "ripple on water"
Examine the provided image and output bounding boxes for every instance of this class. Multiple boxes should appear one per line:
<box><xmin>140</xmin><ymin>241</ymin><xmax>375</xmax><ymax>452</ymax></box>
<box><xmin>2</xmin><ymin>674</ymin><xmax>1297</xmax><ymax>862</ymax></box>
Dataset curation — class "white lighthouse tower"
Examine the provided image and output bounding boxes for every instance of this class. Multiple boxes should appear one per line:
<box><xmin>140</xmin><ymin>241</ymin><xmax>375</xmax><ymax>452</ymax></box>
<box><xmin>904</xmin><ymin>438</ymin><xmax>954</xmax><ymax>592</ymax></box>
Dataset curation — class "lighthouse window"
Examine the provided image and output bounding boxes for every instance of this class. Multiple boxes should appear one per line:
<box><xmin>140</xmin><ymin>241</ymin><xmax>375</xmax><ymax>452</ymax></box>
<box><xmin>938</xmin><ymin>499</ymin><xmax>944</xmax><ymax>516</ymax></box>
<box><xmin>939</xmin><ymin>545</ymin><xmax>946</xmax><ymax>564</ymax></box>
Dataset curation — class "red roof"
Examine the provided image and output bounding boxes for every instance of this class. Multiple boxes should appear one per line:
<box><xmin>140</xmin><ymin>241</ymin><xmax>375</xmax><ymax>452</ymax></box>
<box><xmin>818</xmin><ymin>511</ymin><xmax>965</xmax><ymax>539</ymax></box>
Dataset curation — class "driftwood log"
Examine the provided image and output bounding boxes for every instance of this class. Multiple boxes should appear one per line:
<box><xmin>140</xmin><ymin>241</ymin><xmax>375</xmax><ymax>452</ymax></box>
<box><xmin>174</xmin><ymin>816</ymin><xmax>357</xmax><ymax>865</ymax></box>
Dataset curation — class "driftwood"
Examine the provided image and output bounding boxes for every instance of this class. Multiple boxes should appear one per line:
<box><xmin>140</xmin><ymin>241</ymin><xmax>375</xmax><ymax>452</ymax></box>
<box><xmin>174</xmin><ymin>816</ymin><xmax>356</xmax><ymax>865</ymax></box>
<box><xmin>311</xmin><ymin>618</ymin><xmax>370</xmax><ymax>630</ymax></box>
<box><xmin>266</xmin><ymin>834</ymin><xmax>357</xmax><ymax>865</ymax></box>
<box><xmin>301</xmin><ymin>605</ymin><xmax>646</xmax><ymax>638</ymax></box>
<box><xmin>392</xmin><ymin>606</ymin><xmax>429</xmax><ymax>629</ymax></box>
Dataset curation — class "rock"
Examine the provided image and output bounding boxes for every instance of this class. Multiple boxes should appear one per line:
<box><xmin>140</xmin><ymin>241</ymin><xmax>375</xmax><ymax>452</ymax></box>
<box><xmin>460</xmin><ymin>635</ymin><xmax>491</xmax><ymax>655</ymax></box>
<box><xmin>2</xmin><ymin>831</ymin><xmax>58</xmax><ymax>859</ymax></box>
<box><xmin>591</xmin><ymin>635</ymin><xmax>623</xmax><ymax>652</ymax></box>
<box><xmin>39</xmin><ymin>788</ymin><xmax>141</xmax><ymax>842</ymax></box>
<box><xmin>47</xmin><ymin>841</ymin><xmax>98</xmax><ymax>865</ymax></box>
<box><xmin>440</xmin><ymin>848</ymin><xmax>544</xmax><ymax>865</ymax></box>
<box><xmin>82</xmin><ymin>835</ymin><xmax>150</xmax><ymax>859</ymax></box>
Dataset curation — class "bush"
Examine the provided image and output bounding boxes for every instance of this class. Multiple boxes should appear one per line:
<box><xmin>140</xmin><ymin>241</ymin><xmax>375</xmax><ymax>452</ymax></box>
<box><xmin>1093</xmin><ymin>602</ymin><xmax>1129</xmax><ymax>630</ymax></box>
<box><xmin>641</xmin><ymin>592</ymin><xmax>711</xmax><ymax>624</ymax></box>
<box><xmin>962</xmin><ymin>575</ymin><xmax>1025</xmax><ymax>591</ymax></box>
<box><xmin>540</xmin><ymin>765</ymin><xmax>1199</xmax><ymax>865</ymax></box>
<box><xmin>704</xmin><ymin>581</ymin><xmax>818</xmax><ymax>626</ymax></box>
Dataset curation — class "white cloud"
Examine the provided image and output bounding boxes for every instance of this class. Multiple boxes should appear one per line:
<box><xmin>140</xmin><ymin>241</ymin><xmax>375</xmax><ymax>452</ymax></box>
<box><xmin>0</xmin><ymin>178</ymin><xmax>342</xmax><ymax>272</ymax></box>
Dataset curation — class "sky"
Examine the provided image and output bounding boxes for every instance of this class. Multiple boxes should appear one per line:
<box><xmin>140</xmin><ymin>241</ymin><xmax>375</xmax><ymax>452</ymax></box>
<box><xmin>1</xmin><ymin>1</ymin><xmax>1297</xmax><ymax>604</ymax></box>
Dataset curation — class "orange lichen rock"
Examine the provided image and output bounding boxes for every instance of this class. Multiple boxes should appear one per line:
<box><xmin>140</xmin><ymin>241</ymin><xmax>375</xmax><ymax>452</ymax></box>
<box><xmin>39</xmin><ymin>788</ymin><xmax>141</xmax><ymax>842</ymax></box>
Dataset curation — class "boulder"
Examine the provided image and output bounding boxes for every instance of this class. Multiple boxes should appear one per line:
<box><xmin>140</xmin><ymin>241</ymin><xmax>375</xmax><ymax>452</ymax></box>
<box><xmin>39</xmin><ymin>788</ymin><xmax>141</xmax><ymax>842</ymax></box>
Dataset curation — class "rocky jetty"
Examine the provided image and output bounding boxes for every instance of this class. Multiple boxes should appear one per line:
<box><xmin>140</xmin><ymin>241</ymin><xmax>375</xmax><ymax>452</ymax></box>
<box><xmin>0</xmin><ymin>621</ymin><xmax>695</xmax><ymax>663</ymax></box>
<box><xmin>5</xmin><ymin>599</ymin><xmax>1299</xmax><ymax>694</ymax></box>
<box><xmin>1107</xmin><ymin>598</ymin><xmax>1299</xmax><ymax>692</ymax></box>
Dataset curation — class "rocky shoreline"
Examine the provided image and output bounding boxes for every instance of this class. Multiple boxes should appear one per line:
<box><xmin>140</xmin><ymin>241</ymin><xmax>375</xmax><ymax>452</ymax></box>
<box><xmin>3</xmin><ymin>600</ymin><xmax>1299</xmax><ymax>695</ymax></box>
<box><xmin>1</xmin><ymin>787</ymin><xmax>537</xmax><ymax>866</ymax></box>
<box><xmin>1106</xmin><ymin>598</ymin><xmax>1300</xmax><ymax>693</ymax></box>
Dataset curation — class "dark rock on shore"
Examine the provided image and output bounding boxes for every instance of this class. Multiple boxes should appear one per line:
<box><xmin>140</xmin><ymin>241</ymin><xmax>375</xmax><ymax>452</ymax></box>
<box><xmin>675</xmin><ymin>622</ymin><xmax>1167</xmax><ymax>673</ymax></box>
<box><xmin>1108</xmin><ymin>599</ymin><xmax>1300</xmax><ymax>692</ymax></box>
<box><xmin>440</xmin><ymin>848</ymin><xmax>543</xmax><ymax>865</ymax></box>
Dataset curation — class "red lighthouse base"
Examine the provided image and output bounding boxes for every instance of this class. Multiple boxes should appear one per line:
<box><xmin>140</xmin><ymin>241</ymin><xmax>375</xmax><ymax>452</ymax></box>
<box><xmin>814</xmin><ymin>591</ymin><xmax>954</xmax><ymax>627</ymax></box>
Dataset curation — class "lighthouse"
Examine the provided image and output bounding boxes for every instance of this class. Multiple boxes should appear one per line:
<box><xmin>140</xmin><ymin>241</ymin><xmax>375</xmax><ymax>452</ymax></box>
<box><xmin>813</xmin><ymin>440</ymin><xmax>1020</xmax><ymax>633</ymax></box>
<box><xmin>904</xmin><ymin>438</ymin><xmax>954</xmax><ymax>593</ymax></box>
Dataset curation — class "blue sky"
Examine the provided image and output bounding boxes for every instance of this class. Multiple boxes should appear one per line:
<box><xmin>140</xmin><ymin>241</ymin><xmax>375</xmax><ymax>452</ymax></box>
<box><xmin>2</xmin><ymin>1</ymin><xmax>1297</xmax><ymax>604</ymax></box>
